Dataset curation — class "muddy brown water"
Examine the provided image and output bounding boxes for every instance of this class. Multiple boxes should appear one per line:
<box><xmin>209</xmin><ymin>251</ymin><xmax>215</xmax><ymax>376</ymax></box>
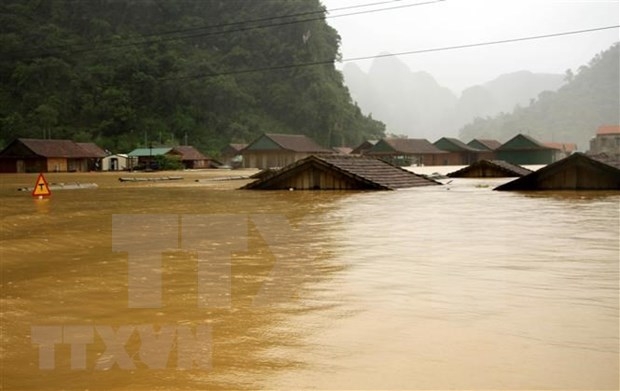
<box><xmin>1</xmin><ymin>169</ymin><xmax>618</xmax><ymax>390</ymax></box>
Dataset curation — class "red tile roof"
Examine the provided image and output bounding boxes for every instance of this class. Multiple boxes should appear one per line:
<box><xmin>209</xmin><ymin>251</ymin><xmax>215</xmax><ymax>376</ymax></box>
<box><xmin>596</xmin><ymin>125</ymin><xmax>620</xmax><ymax>135</ymax></box>
<box><xmin>543</xmin><ymin>142</ymin><xmax>578</xmax><ymax>153</ymax></box>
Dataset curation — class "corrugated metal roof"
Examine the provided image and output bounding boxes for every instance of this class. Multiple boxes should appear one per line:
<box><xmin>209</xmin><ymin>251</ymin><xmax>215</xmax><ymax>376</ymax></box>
<box><xmin>172</xmin><ymin>146</ymin><xmax>208</xmax><ymax>160</ymax></box>
<box><xmin>370</xmin><ymin>138</ymin><xmax>445</xmax><ymax>154</ymax></box>
<box><xmin>6</xmin><ymin>138</ymin><xmax>105</xmax><ymax>158</ymax></box>
<box><xmin>468</xmin><ymin>139</ymin><xmax>502</xmax><ymax>151</ymax></box>
<box><xmin>435</xmin><ymin>137</ymin><xmax>483</xmax><ymax>152</ymax></box>
<box><xmin>127</xmin><ymin>147</ymin><xmax>173</xmax><ymax>157</ymax></box>
<box><xmin>246</xmin><ymin>133</ymin><xmax>333</xmax><ymax>153</ymax></box>
<box><xmin>242</xmin><ymin>155</ymin><xmax>441</xmax><ymax>190</ymax></box>
<box><xmin>497</xmin><ymin>134</ymin><xmax>551</xmax><ymax>151</ymax></box>
<box><xmin>447</xmin><ymin>160</ymin><xmax>532</xmax><ymax>178</ymax></box>
<box><xmin>76</xmin><ymin>142</ymin><xmax>107</xmax><ymax>158</ymax></box>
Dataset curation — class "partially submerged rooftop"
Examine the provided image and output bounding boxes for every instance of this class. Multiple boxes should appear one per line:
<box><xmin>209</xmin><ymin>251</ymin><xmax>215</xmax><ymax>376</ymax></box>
<box><xmin>495</xmin><ymin>153</ymin><xmax>620</xmax><ymax>191</ymax></box>
<box><xmin>447</xmin><ymin>160</ymin><xmax>532</xmax><ymax>178</ymax></box>
<box><xmin>241</xmin><ymin>155</ymin><xmax>441</xmax><ymax>190</ymax></box>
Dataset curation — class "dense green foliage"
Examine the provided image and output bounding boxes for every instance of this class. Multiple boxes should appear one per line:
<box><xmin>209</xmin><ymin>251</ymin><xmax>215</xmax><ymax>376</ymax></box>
<box><xmin>459</xmin><ymin>44</ymin><xmax>619</xmax><ymax>150</ymax></box>
<box><xmin>0</xmin><ymin>0</ymin><xmax>385</xmax><ymax>154</ymax></box>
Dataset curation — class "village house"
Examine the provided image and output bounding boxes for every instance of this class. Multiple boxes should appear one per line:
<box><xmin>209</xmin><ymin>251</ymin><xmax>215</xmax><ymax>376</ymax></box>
<box><xmin>588</xmin><ymin>125</ymin><xmax>620</xmax><ymax>162</ymax></box>
<box><xmin>0</xmin><ymin>138</ymin><xmax>106</xmax><ymax>173</ymax></box>
<box><xmin>350</xmin><ymin>140</ymin><xmax>378</xmax><ymax>155</ymax></box>
<box><xmin>467</xmin><ymin>139</ymin><xmax>501</xmax><ymax>161</ymax></box>
<box><xmin>171</xmin><ymin>146</ymin><xmax>220</xmax><ymax>169</ymax></box>
<box><xmin>220</xmin><ymin>143</ymin><xmax>247</xmax><ymax>168</ymax></box>
<box><xmin>127</xmin><ymin>147</ymin><xmax>180</xmax><ymax>169</ymax></box>
<box><xmin>241</xmin><ymin>154</ymin><xmax>441</xmax><ymax>190</ymax></box>
<box><xmin>241</xmin><ymin>133</ymin><xmax>333</xmax><ymax>169</ymax></box>
<box><xmin>495</xmin><ymin>134</ymin><xmax>563</xmax><ymax>165</ymax></box>
<box><xmin>101</xmin><ymin>153</ymin><xmax>129</xmax><ymax>171</ymax></box>
<box><xmin>495</xmin><ymin>153</ymin><xmax>620</xmax><ymax>190</ymax></box>
<box><xmin>433</xmin><ymin>137</ymin><xmax>484</xmax><ymax>165</ymax></box>
<box><xmin>365</xmin><ymin>138</ymin><xmax>446</xmax><ymax>166</ymax></box>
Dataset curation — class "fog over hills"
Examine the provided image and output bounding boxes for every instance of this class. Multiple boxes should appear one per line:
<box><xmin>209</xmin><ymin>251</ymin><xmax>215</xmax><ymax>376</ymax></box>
<box><xmin>342</xmin><ymin>55</ymin><xmax>565</xmax><ymax>141</ymax></box>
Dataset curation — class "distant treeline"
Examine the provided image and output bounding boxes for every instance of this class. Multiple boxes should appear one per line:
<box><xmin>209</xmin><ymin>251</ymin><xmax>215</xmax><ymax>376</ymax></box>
<box><xmin>459</xmin><ymin>43</ymin><xmax>620</xmax><ymax>150</ymax></box>
<box><xmin>0</xmin><ymin>0</ymin><xmax>385</xmax><ymax>154</ymax></box>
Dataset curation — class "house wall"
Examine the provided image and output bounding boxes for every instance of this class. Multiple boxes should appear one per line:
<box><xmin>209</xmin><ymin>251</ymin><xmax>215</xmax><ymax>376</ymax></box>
<box><xmin>102</xmin><ymin>155</ymin><xmax>129</xmax><ymax>171</ymax></box>
<box><xmin>243</xmin><ymin>152</ymin><xmax>309</xmax><ymax>169</ymax></box>
<box><xmin>496</xmin><ymin>150</ymin><xmax>554</xmax><ymax>165</ymax></box>
<box><xmin>46</xmin><ymin>158</ymin><xmax>68</xmax><ymax>172</ymax></box>
<box><xmin>264</xmin><ymin>166</ymin><xmax>360</xmax><ymax>190</ymax></box>
<box><xmin>590</xmin><ymin>134</ymin><xmax>620</xmax><ymax>159</ymax></box>
<box><xmin>537</xmin><ymin>165</ymin><xmax>620</xmax><ymax>190</ymax></box>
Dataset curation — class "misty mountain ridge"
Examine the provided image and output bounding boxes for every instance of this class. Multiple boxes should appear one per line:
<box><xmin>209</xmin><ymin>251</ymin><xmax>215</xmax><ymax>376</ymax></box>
<box><xmin>458</xmin><ymin>43</ymin><xmax>619</xmax><ymax>151</ymax></box>
<box><xmin>342</xmin><ymin>55</ymin><xmax>565</xmax><ymax>140</ymax></box>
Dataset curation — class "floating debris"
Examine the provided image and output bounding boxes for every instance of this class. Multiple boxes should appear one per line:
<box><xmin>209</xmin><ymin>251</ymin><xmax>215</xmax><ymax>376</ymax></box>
<box><xmin>118</xmin><ymin>176</ymin><xmax>183</xmax><ymax>182</ymax></box>
<box><xmin>18</xmin><ymin>182</ymin><xmax>98</xmax><ymax>191</ymax></box>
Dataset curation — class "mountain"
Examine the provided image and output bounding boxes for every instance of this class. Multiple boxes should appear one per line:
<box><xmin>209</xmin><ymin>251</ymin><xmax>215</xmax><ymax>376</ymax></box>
<box><xmin>343</xmin><ymin>56</ymin><xmax>457</xmax><ymax>140</ymax></box>
<box><xmin>342</xmin><ymin>56</ymin><xmax>565</xmax><ymax>140</ymax></box>
<box><xmin>0</xmin><ymin>0</ymin><xmax>385</xmax><ymax>153</ymax></box>
<box><xmin>454</xmin><ymin>71</ymin><xmax>565</xmax><ymax>126</ymax></box>
<box><xmin>459</xmin><ymin>43</ymin><xmax>619</xmax><ymax>150</ymax></box>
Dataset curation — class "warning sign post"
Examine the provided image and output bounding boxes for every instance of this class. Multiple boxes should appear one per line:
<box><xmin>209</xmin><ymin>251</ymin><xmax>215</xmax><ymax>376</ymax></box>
<box><xmin>32</xmin><ymin>173</ymin><xmax>51</xmax><ymax>198</ymax></box>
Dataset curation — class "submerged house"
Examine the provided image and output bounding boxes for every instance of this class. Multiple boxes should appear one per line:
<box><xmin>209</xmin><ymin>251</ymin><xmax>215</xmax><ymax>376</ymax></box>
<box><xmin>589</xmin><ymin>125</ymin><xmax>620</xmax><ymax>162</ymax></box>
<box><xmin>127</xmin><ymin>147</ymin><xmax>181</xmax><ymax>169</ymax></box>
<box><xmin>495</xmin><ymin>134</ymin><xmax>563</xmax><ymax>165</ymax></box>
<box><xmin>241</xmin><ymin>155</ymin><xmax>441</xmax><ymax>190</ymax></box>
<box><xmin>447</xmin><ymin>160</ymin><xmax>532</xmax><ymax>178</ymax></box>
<box><xmin>467</xmin><ymin>139</ymin><xmax>501</xmax><ymax>161</ymax></box>
<box><xmin>365</xmin><ymin>138</ymin><xmax>446</xmax><ymax>166</ymax></box>
<box><xmin>171</xmin><ymin>146</ymin><xmax>219</xmax><ymax>169</ymax></box>
<box><xmin>350</xmin><ymin>140</ymin><xmax>378</xmax><ymax>155</ymax></box>
<box><xmin>494</xmin><ymin>153</ymin><xmax>620</xmax><ymax>191</ymax></box>
<box><xmin>220</xmin><ymin>143</ymin><xmax>247</xmax><ymax>167</ymax></box>
<box><xmin>241</xmin><ymin>133</ymin><xmax>333</xmax><ymax>169</ymax></box>
<box><xmin>101</xmin><ymin>153</ymin><xmax>129</xmax><ymax>171</ymax></box>
<box><xmin>433</xmin><ymin>137</ymin><xmax>484</xmax><ymax>165</ymax></box>
<box><xmin>0</xmin><ymin>138</ymin><xmax>106</xmax><ymax>173</ymax></box>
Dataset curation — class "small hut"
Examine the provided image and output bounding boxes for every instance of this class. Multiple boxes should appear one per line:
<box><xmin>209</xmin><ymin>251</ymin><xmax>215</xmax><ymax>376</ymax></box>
<box><xmin>494</xmin><ymin>153</ymin><xmax>620</xmax><ymax>191</ymax></box>
<box><xmin>447</xmin><ymin>160</ymin><xmax>532</xmax><ymax>178</ymax></box>
<box><xmin>241</xmin><ymin>155</ymin><xmax>441</xmax><ymax>190</ymax></box>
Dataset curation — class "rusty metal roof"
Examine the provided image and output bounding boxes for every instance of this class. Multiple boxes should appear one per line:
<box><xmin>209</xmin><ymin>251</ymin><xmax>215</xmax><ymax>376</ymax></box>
<box><xmin>3</xmin><ymin>138</ymin><xmax>106</xmax><ymax>158</ymax></box>
<box><xmin>241</xmin><ymin>155</ymin><xmax>441</xmax><ymax>190</ymax></box>
<box><xmin>76</xmin><ymin>142</ymin><xmax>107</xmax><ymax>158</ymax></box>
<box><xmin>171</xmin><ymin>146</ymin><xmax>208</xmax><ymax>161</ymax></box>
<box><xmin>447</xmin><ymin>160</ymin><xmax>533</xmax><ymax>178</ymax></box>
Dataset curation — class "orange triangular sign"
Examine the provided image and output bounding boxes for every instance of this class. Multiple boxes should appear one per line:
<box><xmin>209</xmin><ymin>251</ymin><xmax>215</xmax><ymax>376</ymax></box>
<box><xmin>32</xmin><ymin>173</ymin><xmax>51</xmax><ymax>197</ymax></box>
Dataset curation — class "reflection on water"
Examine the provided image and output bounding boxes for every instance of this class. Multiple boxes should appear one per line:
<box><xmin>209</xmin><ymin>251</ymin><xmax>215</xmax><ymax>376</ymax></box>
<box><xmin>1</xmin><ymin>172</ymin><xmax>618</xmax><ymax>390</ymax></box>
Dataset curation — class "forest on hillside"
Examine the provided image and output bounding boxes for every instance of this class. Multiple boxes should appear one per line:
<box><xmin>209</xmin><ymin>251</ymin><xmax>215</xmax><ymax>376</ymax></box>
<box><xmin>459</xmin><ymin>43</ymin><xmax>619</xmax><ymax>150</ymax></box>
<box><xmin>0</xmin><ymin>0</ymin><xmax>385</xmax><ymax>154</ymax></box>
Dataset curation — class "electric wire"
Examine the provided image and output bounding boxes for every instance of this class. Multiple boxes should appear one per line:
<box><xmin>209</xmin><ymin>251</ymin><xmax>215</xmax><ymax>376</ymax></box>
<box><xmin>161</xmin><ymin>24</ymin><xmax>620</xmax><ymax>82</ymax></box>
<box><xmin>5</xmin><ymin>0</ymin><xmax>445</xmax><ymax>59</ymax></box>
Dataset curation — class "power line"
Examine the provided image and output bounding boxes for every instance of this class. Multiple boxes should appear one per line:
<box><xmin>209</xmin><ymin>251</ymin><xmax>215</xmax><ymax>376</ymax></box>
<box><xmin>162</xmin><ymin>25</ymin><xmax>619</xmax><ymax>82</ymax></box>
<box><xmin>6</xmin><ymin>0</ymin><xmax>444</xmax><ymax>59</ymax></box>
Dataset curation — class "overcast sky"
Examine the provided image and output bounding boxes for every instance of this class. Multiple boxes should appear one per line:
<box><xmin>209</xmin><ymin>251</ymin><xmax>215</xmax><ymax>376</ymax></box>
<box><xmin>321</xmin><ymin>0</ymin><xmax>619</xmax><ymax>94</ymax></box>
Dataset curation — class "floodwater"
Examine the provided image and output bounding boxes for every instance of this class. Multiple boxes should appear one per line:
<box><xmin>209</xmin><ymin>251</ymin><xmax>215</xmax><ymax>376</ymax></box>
<box><xmin>1</xmin><ymin>169</ymin><xmax>618</xmax><ymax>390</ymax></box>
